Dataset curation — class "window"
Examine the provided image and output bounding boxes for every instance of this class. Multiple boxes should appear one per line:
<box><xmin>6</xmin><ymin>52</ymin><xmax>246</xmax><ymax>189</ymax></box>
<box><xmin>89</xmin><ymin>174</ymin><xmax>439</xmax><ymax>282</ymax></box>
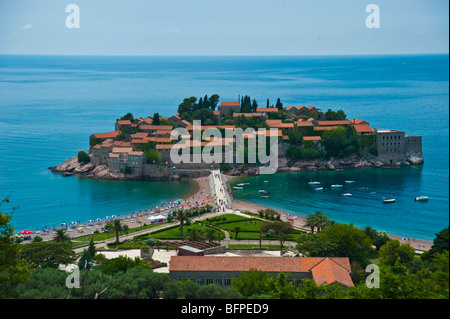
<box><xmin>215</xmin><ymin>279</ymin><xmax>223</xmax><ymax>286</ymax></box>
<box><xmin>206</xmin><ymin>279</ymin><xmax>213</xmax><ymax>285</ymax></box>
<box><xmin>197</xmin><ymin>278</ymin><xmax>205</xmax><ymax>285</ymax></box>
<box><xmin>224</xmin><ymin>278</ymin><xmax>232</xmax><ymax>286</ymax></box>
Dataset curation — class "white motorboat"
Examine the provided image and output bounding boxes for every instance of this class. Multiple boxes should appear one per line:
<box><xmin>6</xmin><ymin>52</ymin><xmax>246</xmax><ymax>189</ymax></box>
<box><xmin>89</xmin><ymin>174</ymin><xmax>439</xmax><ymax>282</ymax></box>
<box><xmin>345</xmin><ymin>181</ymin><xmax>355</xmax><ymax>183</ymax></box>
<box><xmin>383</xmin><ymin>199</ymin><xmax>396</xmax><ymax>204</ymax></box>
<box><xmin>233</xmin><ymin>187</ymin><xmax>243</xmax><ymax>190</ymax></box>
<box><xmin>314</xmin><ymin>187</ymin><xmax>323</xmax><ymax>191</ymax></box>
<box><xmin>342</xmin><ymin>193</ymin><xmax>352</xmax><ymax>197</ymax></box>
<box><xmin>308</xmin><ymin>181</ymin><xmax>321</xmax><ymax>185</ymax></box>
<box><xmin>331</xmin><ymin>184</ymin><xmax>343</xmax><ymax>188</ymax></box>
<box><xmin>415</xmin><ymin>196</ymin><xmax>429</xmax><ymax>202</ymax></box>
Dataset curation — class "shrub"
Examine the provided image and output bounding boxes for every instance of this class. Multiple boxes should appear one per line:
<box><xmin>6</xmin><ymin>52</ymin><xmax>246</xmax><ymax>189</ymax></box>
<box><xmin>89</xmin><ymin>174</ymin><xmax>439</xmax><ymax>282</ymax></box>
<box><xmin>77</xmin><ymin>150</ymin><xmax>90</xmax><ymax>164</ymax></box>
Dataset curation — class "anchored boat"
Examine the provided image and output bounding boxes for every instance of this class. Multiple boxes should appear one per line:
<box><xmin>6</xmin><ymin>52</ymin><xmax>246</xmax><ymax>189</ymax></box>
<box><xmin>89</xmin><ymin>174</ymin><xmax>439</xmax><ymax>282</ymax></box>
<box><xmin>342</xmin><ymin>193</ymin><xmax>352</xmax><ymax>197</ymax></box>
<box><xmin>383</xmin><ymin>199</ymin><xmax>396</xmax><ymax>204</ymax></box>
<box><xmin>415</xmin><ymin>196</ymin><xmax>429</xmax><ymax>202</ymax></box>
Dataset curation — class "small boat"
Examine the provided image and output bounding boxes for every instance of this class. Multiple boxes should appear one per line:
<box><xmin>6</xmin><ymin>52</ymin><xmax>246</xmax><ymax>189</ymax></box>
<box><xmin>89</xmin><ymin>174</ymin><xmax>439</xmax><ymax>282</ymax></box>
<box><xmin>415</xmin><ymin>196</ymin><xmax>429</xmax><ymax>202</ymax></box>
<box><xmin>237</xmin><ymin>183</ymin><xmax>245</xmax><ymax>186</ymax></box>
<box><xmin>233</xmin><ymin>187</ymin><xmax>243</xmax><ymax>190</ymax></box>
<box><xmin>261</xmin><ymin>195</ymin><xmax>270</xmax><ymax>199</ymax></box>
<box><xmin>260</xmin><ymin>191</ymin><xmax>271</xmax><ymax>195</ymax></box>
<box><xmin>308</xmin><ymin>181</ymin><xmax>321</xmax><ymax>185</ymax></box>
<box><xmin>345</xmin><ymin>181</ymin><xmax>355</xmax><ymax>183</ymax></box>
<box><xmin>359</xmin><ymin>187</ymin><xmax>366</xmax><ymax>189</ymax></box>
<box><xmin>314</xmin><ymin>187</ymin><xmax>323</xmax><ymax>191</ymax></box>
<box><xmin>331</xmin><ymin>184</ymin><xmax>343</xmax><ymax>188</ymax></box>
<box><xmin>383</xmin><ymin>199</ymin><xmax>396</xmax><ymax>204</ymax></box>
<box><xmin>342</xmin><ymin>193</ymin><xmax>352</xmax><ymax>197</ymax></box>
<box><xmin>263</xmin><ymin>181</ymin><xmax>269</xmax><ymax>183</ymax></box>
<box><xmin>370</xmin><ymin>192</ymin><xmax>377</xmax><ymax>195</ymax></box>
<box><xmin>258</xmin><ymin>189</ymin><xmax>266</xmax><ymax>193</ymax></box>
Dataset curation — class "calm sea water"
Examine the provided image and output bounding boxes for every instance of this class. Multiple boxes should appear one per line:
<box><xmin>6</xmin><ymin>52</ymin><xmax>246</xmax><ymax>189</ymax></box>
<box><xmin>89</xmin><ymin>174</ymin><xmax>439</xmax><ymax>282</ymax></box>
<box><xmin>0</xmin><ymin>54</ymin><xmax>448</xmax><ymax>240</ymax></box>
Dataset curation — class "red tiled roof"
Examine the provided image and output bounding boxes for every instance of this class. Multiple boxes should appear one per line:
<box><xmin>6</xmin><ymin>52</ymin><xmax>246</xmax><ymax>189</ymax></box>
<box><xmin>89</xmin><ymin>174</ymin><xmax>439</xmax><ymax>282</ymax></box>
<box><xmin>317</xmin><ymin>120</ymin><xmax>351</xmax><ymax>126</ymax></box>
<box><xmin>303</xmin><ymin>136</ymin><xmax>321</xmax><ymax>141</ymax></box>
<box><xmin>116</xmin><ymin>120</ymin><xmax>131</xmax><ymax>125</ymax></box>
<box><xmin>308</xmin><ymin>105</ymin><xmax>316</xmax><ymax>110</ymax></box>
<box><xmin>140</xmin><ymin>125</ymin><xmax>173</xmax><ymax>131</ymax></box>
<box><xmin>185</xmin><ymin>125</ymin><xmax>236</xmax><ymax>131</ymax></box>
<box><xmin>220</xmin><ymin>101</ymin><xmax>240</xmax><ymax>107</ymax></box>
<box><xmin>92</xmin><ymin>131</ymin><xmax>121</xmax><ymax>139</ymax></box>
<box><xmin>314</xmin><ymin>126</ymin><xmax>338</xmax><ymax>131</ymax></box>
<box><xmin>351</xmin><ymin>118</ymin><xmax>368</xmax><ymax>125</ymax></box>
<box><xmin>256</xmin><ymin>108</ymin><xmax>279</xmax><ymax>113</ymax></box>
<box><xmin>353</xmin><ymin>124</ymin><xmax>373</xmax><ymax>133</ymax></box>
<box><xmin>130</xmin><ymin>132</ymin><xmax>149</xmax><ymax>139</ymax></box>
<box><xmin>310</xmin><ymin>258</ymin><xmax>354</xmax><ymax>287</ymax></box>
<box><xmin>169</xmin><ymin>256</ymin><xmax>353</xmax><ymax>287</ymax></box>
<box><xmin>296</xmin><ymin>120</ymin><xmax>314</xmax><ymax>127</ymax></box>
<box><xmin>296</xmin><ymin>105</ymin><xmax>306</xmax><ymax>110</ymax></box>
<box><xmin>233</xmin><ymin>113</ymin><xmax>263</xmax><ymax>118</ymax></box>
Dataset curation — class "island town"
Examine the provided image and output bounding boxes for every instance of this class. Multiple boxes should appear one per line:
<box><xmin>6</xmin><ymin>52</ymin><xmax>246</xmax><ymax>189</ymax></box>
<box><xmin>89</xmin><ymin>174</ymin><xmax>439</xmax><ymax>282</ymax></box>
<box><xmin>51</xmin><ymin>94</ymin><xmax>423</xmax><ymax>181</ymax></box>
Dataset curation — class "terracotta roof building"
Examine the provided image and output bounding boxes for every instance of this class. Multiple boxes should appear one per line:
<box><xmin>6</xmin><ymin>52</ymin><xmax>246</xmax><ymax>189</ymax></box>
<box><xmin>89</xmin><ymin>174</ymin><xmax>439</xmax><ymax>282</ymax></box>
<box><xmin>169</xmin><ymin>256</ymin><xmax>353</xmax><ymax>288</ymax></box>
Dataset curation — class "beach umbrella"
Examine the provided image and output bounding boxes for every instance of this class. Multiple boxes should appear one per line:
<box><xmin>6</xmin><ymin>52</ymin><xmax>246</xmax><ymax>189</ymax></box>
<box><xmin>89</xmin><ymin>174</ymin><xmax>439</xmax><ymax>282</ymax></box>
<box><xmin>96</xmin><ymin>218</ymin><xmax>101</xmax><ymax>221</ymax></box>
<box><xmin>88</xmin><ymin>220</ymin><xmax>93</xmax><ymax>223</ymax></box>
<box><xmin>20</xmin><ymin>230</ymin><xmax>34</xmax><ymax>235</ymax></box>
<box><xmin>105</xmin><ymin>216</ymin><xmax>110</xmax><ymax>219</ymax></box>
<box><xmin>78</xmin><ymin>226</ymin><xmax>84</xmax><ymax>230</ymax></box>
<box><xmin>111</xmin><ymin>215</ymin><xmax>117</xmax><ymax>218</ymax></box>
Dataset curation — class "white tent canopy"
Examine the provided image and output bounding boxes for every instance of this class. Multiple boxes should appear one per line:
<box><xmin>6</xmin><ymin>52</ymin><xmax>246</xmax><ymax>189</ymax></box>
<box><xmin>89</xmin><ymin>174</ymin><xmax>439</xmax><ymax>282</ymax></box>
<box><xmin>147</xmin><ymin>214</ymin><xmax>166</xmax><ymax>220</ymax></box>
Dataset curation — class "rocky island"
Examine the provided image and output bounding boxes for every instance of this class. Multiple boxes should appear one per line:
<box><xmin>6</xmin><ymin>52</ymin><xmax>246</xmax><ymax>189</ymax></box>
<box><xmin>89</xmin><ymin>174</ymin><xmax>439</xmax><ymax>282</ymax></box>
<box><xmin>50</xmin><ymin>95</ymin><xmax>424</xmax><ymax>180</ymax></box>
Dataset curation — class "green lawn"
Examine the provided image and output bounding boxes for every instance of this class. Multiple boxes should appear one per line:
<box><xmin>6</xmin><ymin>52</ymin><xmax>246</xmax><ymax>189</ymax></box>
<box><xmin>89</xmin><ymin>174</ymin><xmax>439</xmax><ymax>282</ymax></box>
<box><xmin>149</xmin><ymin>223</ymin><xmax>225</xmax><ymax>240</ymax></box>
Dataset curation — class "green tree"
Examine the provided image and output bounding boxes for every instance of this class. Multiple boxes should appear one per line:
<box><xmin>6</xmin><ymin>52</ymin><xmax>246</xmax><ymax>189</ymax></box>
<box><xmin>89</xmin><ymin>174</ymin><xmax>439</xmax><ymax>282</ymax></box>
<box><xmin>19</xmin><ymin>241</ymin><xmax>76</xmax><ymax>268</ymax></box>
<box><xmin>144</xmin><ymin>148</ymin><xmax>163</xmax><ymax>164</ymax></box>
<box><xmin>208</xmin><ymin>94</ymin><xmax>220</xmax><ymax>111</ymax></box>
<box><xmin>379</xmin><ymin>239</ymin><xmax>415</xmax><ymax>265</ymax></box>
<box><xmin>0</xmin><ymin>198</ymin><xmax>30</xmax><ymax>298</ymax></box>
<box><xmin>52</xmin><ymin>228</ymin><xmax>72</xmax><ymax>247</ymax></box>
<box><xmin>104</xmin><ymin>219</ymin><xmax>129</xmax><ymax>246</ymax></box>
<box><xmin>421</xmin><ymin>227</ymin><xmax>449</xmax><ymax>261</ymax></box>
<box><xmin>175</xmin><ymin>209</ymin><xmax>191</xmax><ymax>237</ymax></box>
<box><xmin>119</xmin><ymin>112</ymin><xmax>134</xmax><ymax>121</ymax></box>
<box><xmin>152</xmin><ymin>113</ymin><xmax>160</xmax><ymax>125</ymax></box>
<box><xmin>77</xmin><ymin>150</ymin><xmax>90</xmax><ymax>164</ymax></box>
<box><xmin>186</xmin><ymin>227</ymin><xmax>203</xmax><ymax>241</ymax></box>
<box><xmin>234</xmin><ymin>226</ymin><xmax>241</xmax><ymax>239</ymax></box>
<box><xmin>204</xmin><ymin>227</ymin><xmax>220</xmax><ymax>243</ymax></box>
<box><xmin>230</xmin><ymin>269</ymin><xmax>272</xmax><ymax>297</ymax></box>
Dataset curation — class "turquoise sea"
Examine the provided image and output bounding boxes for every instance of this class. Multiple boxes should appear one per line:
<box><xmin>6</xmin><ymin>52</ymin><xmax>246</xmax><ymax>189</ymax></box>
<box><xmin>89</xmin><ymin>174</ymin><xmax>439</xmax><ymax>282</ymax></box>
<box><xmin>0</xmin><ymin>54</ymin><xmax>448</xmax><ymax>240</ymax></box>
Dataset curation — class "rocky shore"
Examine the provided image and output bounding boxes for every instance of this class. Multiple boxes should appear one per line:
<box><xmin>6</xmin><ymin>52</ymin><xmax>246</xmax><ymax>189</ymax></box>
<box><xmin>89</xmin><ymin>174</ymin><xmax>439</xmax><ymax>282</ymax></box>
<box><xmin>225</xmin><ymin>153</ymin><xmax>424</xmax><ymax>176</ymax></box>
<box><xmin>50</xmin><ymin>151</ymin><xmax>424</xmax><ymax>180</ymax></box>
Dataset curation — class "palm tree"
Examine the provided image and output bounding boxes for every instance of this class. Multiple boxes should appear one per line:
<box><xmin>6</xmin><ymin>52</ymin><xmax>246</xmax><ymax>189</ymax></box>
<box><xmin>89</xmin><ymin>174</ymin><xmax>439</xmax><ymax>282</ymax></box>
<box><xmin>175</xmin><ymin>209</ymin><xmax>191</xmax><ymax>237</ymax></box>
<box><xmin>205</xmin><ymin>227</ymin><xmax>220</xmax><ymax>243</ymax></box>
<box><xmin>304</xmin><ymin>214</ymin><xmax>317</xmax><ymax>234</ymax></box>
<box><xmin>186</xmin><ymin>227</ymin><xmax>203</xmax><ymax>241</ymax></box>
<box><xmin>234</xmin><ymin>227</ymin><xmax>241</xmax><ymax>239</ymax></box>
<box><xmin>314</xmin><ymin>211</ymin><xmax>329</xmax><ymax>232</ymax></box>
<box><xmin>53</xmin><ymin>229</ymin><xmax>72</xmax><ymax>246</ymax></box>
<box><xmin>104</xmin><ymin>219</ymin><xmax>128</xmax><ymax>246</ymax></box>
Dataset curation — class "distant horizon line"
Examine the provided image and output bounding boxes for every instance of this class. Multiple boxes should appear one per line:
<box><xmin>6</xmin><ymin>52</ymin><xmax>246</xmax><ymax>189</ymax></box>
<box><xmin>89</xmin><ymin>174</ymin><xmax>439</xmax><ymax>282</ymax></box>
<box><xmin>0</xmin><ymin>52</ymin><xmax>448</xmax><ymax>58</ymax></box>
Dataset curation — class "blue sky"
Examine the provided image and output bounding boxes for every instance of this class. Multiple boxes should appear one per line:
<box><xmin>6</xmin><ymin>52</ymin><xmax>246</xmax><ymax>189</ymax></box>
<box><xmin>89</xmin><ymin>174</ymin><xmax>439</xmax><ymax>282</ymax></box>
<box><xmin>0</xmin><ymin>0</ymin><xmax>448</xmax><ymax>55</ymax></box>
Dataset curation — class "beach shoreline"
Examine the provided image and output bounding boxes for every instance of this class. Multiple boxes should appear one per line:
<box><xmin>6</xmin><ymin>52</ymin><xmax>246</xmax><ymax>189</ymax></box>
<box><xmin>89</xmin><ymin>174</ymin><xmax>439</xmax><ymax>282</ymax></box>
<box><xmin>20</xmin><ymin>176</ymin><xmax>214</xmax><ymax>243</ymax></box>
<box><xmin>231</xmin><ymin>199</ymin><xmax>433</xmax><ymax>252</ymax></box>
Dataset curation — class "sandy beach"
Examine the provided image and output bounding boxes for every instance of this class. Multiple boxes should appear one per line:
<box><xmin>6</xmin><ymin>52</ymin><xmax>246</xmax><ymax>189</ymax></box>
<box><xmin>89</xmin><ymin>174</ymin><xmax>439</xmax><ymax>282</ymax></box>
<box><xmin>21</xmin><ymin>176</ymin><xmax>214</xmax><ymax>243</ymax></box>
<box><xmin>232</xmin><ymin>199</ymin><xmax>433</xmax><ymax>252</ymax></box>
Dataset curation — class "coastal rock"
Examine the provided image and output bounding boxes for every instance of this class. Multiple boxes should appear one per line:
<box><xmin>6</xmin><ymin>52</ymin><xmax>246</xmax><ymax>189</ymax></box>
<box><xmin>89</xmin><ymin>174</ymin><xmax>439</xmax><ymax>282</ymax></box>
<box><xmin>73</xmin><ymin>162</ymin><xmax>95</xmax><ymax>174</ymax></box>
<box><xmin>51</xmin><ymin>157</ymin><xmax>79</xmax><ymax>173</ymax></box>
